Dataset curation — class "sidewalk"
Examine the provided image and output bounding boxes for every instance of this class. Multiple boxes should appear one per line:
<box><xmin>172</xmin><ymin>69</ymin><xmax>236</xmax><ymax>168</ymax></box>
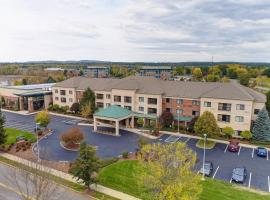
<box><xmin>0</xmin><ymin>153</ymin><xmax>140</xmax><ymax>200</ymax></box>
<box><xmin>2</xmin><ymin>109</ymin><xmax>38</xmax><ymax>116</ymax></box>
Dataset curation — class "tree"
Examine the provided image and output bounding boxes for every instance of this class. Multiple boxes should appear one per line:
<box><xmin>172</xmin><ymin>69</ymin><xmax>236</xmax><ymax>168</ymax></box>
<box><xmin>138</xmin><ymin>143</ymin><xmax>202</xmax><ymax>200</ymax></box>
<box><xmin>252</xmin><ymin>107</ymin><xmax>270</xmax><ymax>142</ymax></box>
<box><xmin>137</xmin><ymin>118</ymin><xmax>144</xmax><ymax>127</ymax></box>
<box><xmin>160</xmin><ymin>111</ymin><xmax>174</xmax><ymax>128</ymax></box>
<box><xmin>61</xmin><ymin>127</ymin><xmax>84</xmax><ymax>146</ymax></box>
<box><xmin>35</xmin><ymin>110</ymin><xmax>51</xmax><ymax>128</ymax></box>
<box><xmin>0</xmin><ymin>109</ymin><xmax>6</xmax><ymax>145</ymax></box>
<box><xmin>194</xmin><ymin>111</ymin><xmax>220</xmax><ymax>138</ymax></box>
<box><xmin>47</xmin><ymin>76</ymin><xmax>56</xmax><ymax>83</ymax></box>
<box><xmin>192</xmin><ymin>68</ymin><xmax>203</xmax><ymax>81</ymax></box>
<box><xmin>241</xmin><ymin>130</ymin><xmax>252</xmax><ymax>140</ymax></box>
<box><xmin>222</xmin><ymin>126</ymin><xmax>234</xmax><ymax>138</ymax></box>
<box><xmin>80</xmin><ymin>104</ymin><xmax>92</xmax><ymax>118</ymax></box>
<box><xmin>239</xmin><ymin>73</ymin><xmax>250</xmax><ymax>86</ymax></box>
<box><xmin>81</xmin><ymin>88</ymin><xmax>96</xmax><ymax>115</ymax></box>
<box><xmin>70</xmin><ymin>102</ymin><xmax>80</xmax><ymax>114</ymax></box>
<box><xmin>69</xmin><ymin>142</ymin><xmax>100</xmax><ymax>190</ymax></box>
<box><xmin>206</xmin><ymin>74</ymin><xmax>220</xmax><ymax>82</ymax></box>
<box><xmin>266</xmin><ymin>91</ymin><xmax>270</xmax><ymax>113</ymax></box>
<box><xmin>22</xmin><ymin>78</ymin><xmax>28</xmax><ymax>85</ymax></box>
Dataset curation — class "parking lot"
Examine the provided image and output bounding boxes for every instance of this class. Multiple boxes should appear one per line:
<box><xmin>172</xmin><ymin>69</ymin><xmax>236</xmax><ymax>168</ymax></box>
<box><xmin>160</xmin><ymin>134</ymin><xmax>270</xmax><ymax>192</ymax></box>
<box><xmin>3</xmin><ymin>111</ymin><xmax>270</xmax><ymax>193</ymax></box>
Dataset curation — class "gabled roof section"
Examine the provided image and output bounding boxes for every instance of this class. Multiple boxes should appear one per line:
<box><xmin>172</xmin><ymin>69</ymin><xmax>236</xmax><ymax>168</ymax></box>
<box><xmin>94</xmin><ymin>105</ymin><xmax>133</xmax><ymax>119</ymax></box>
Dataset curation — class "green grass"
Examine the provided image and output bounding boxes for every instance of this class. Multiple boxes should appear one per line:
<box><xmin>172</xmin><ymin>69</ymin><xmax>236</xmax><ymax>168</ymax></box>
<box><xmin>99</xmin><ymin>160</ymin><xmax>270</xmax><ymax>200</ymax></box>
<box><xmin>5</xmin><ymin>128</ymin><xmax>36</xmax><ymax>145</ymax></box>
<box><xmin>196</xmin><ymin>140</ymin><xmax>216</xmax><ymax>149</ymax></box>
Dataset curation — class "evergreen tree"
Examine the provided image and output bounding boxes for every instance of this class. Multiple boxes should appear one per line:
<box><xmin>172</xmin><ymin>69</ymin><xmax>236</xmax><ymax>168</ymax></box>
<box><xmin>0</xmin><ymin>109</ymin><xmax>7</xmax><ymax>144</ymax></box>
<box><xmin>252</xmin><ymin>107</ymin><xmax>270</xmax><ymax>142</ymax></box>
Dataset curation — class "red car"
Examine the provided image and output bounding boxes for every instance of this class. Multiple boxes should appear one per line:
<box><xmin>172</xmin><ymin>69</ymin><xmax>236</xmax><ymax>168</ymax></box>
<box><xmin>228</xmin><ymin>139</ymin><xmax>240</xmax><ymax>152</ymax></box>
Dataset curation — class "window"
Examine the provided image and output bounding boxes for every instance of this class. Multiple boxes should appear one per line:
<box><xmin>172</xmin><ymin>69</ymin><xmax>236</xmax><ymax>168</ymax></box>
<box><xmin>124</xmin><ymin>96</ymin><xmax>132</xmax><ymax>103</ymax></box>
<box><xmin>176</xmin><ymin>99</ymin><xmax>183</xmax><ymax>104</ymax></box>
<box><xmin>60</xmin><ymin>97</ymin><xmax>66</xmax><ymax>103</ymax></box>
<box><xmin>176</xmin><ymin>109</ymin><xmax>183</xmax><ymax>115</ymax></box>
<box><xmin>69</xmin><ymin>90</ymin><xmax>73</xmax><ymax>95</ymax></box>
<box><xmin>235</xmin><ymin>116</ymin><xmax>244</xmax><ymax>122</ymax></box>
<box><xmin>106</xmin><ymin>94</ymin><xmax>111</xmax><ymax>99</ymax></box>
<box><xmin>148</xmin><ymin>108</ymin><xmax>157</xmax><ymax>114</ymax></box>
<box><xmin>236</xmin><ymin>104</ymin><xmax>245</xmax><ymax>110</ymax></box>
<box><xmin>96</xmin><ymin>102</ymin><xmax>104</xmax><ymax>108</ymax></box>
<box><xmin>124</xmin><ymin>106</ymin><xmax>132</xmax><ymax>110</ymax></box>
<box><xmin>139</xmin><ymin>97</ymin><xmax>144</xmax><ymax>102</ymax></box>
<box><xmin>60</xmin><ymin>90</ymin><xmax>66</xmax><ymax>95</ymax></box>
<box><xmin>192</xmin><ymin>100</ymin><xmax>200</xmax><ymax>106</ymax></box>
<box><xmin>69</xmin><ymin>98</ymin><xmax>73</xmax><ymax>102</ymax></box>
<box><xmin>254</xmin><ymin>109</ymin><xmax>260</xmax><ymax>115</ymax></box>
<box><xmin>54</xmin><ymin>89</ymin><xmax>58</xmax><ymax>93</ymax></box>
<box><xmin>218</xmin><ymin>103</ymin><xmax>231</xmax><ymax>111</ymax></box>
<box><xmin>55</xmin><ymin>97</ymin><xmax>59</xmax><ymax>101</ymax></box>
<box><xmin>192</xmin><ymin>110</ymin><xmax>199</xmax><ymax>116</ymax></box>
<box><xmin>218</xmin><ymin>114</ymin><xmax>230</xmax><ymax>123</ymax></box>
<box><xmin>139</xmin><ymin>106</ymin><xmax>144</xmax><ymax>112</ymax></box>
<box><xmin>204</xmin><ymin>102</ymin><xmax>211</xmax><ymax>107</ymax></box>
<box><xmin>166</xmin><ymin>108</ymin><xmax>171</xmax><ymax>112</ymax></box>
<box><xmin>96</xmin><ymin>93</ymin><xmax>104</xmax><ymax>100</ymax></box>
<box><xmin>106</xmin><ymin>103</ymin><xmax>111</xmax><ymax>107</ymax></box>
<box><xmin>114</xmin><ymin>95</ymin><xmax>121</xmax><ymax>102</ymax></box>
<box><xmin>166</xmin><ymin>98</ymin><xmax>170</xmax><ymax>103</ymax></box>
<box><xmin>148</xmin><ymin>98</ymin><xmax>157</xmax><ymax>105</ymax></box>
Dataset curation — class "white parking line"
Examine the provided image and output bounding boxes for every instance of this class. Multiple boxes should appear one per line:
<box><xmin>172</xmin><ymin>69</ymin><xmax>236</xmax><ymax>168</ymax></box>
<box><xmin>248</xmin><ymin>172</ymin><xmax>252</xmax><ymax>188</ymax></box>
<box><xmin>267</xmin><ymin>176</ymin><xmax>270</xmax><ymax>192</ymax></box>
<box><xmin>212</xmin><ymin>166</ymin><xmax>219</xmax><ymax>179</ymax></box>
<box><xmin>238</xmin><ymin>146</ymin><xmax>242</xmax><ymax>156</ymax></box>
<box><xmin>252</xmin><ymin>148</ymin><xmax>254</xmax><ymax>158</ymax></box>
<box><xmin>230</xmin><ymin>178</ymin><xmax>232</xmax><ymax>183</ymax></box>
<box><xmin>224</xmin><ymin>144</ymin><xmax>228</xmax><ymax>153</ymax></box>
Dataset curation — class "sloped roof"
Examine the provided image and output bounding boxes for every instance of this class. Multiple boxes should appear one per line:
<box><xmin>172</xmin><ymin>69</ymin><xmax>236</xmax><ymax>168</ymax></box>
<box><xmin>94</xmin><ymin>105</ymin><xmax>132</xmax><ymax>119</ymax></box>
<box><xmin>53</xmin><ymin>76</ymin><xmax>266</xmax><ymax>103</ymax></box>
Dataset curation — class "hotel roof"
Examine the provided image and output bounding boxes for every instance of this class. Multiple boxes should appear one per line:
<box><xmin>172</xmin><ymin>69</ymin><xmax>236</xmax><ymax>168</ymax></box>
<box><xmin>53</xmin><ymin>76</ymin><xmax>266</xmax><ymax>103</ymax></box>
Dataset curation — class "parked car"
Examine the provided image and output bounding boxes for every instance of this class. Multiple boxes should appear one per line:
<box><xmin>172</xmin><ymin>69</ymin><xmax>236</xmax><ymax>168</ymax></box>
<box><xmin>256</xmin><ymin>147</ymin><xmax>267</xmax><ymax>157</ymax></box>
<box><xmin>228</xmin><ymin>139</ymin><xmax>240</xmax><ymax>152</ymax></box>
<box><xmin>199</xmin><ymin>161</ymin><xmax>213</xmax><ymax>177</ymax></box>
<box><xmin>231</xmin><ymin>167</ymin><xmax>247</xmax><ymax>183</ymax></box>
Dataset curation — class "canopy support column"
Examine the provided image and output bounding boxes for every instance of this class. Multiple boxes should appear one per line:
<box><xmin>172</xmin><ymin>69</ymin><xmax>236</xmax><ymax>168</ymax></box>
<box><xmin>94</xmin><ymin>117</ymin><xmax>97</xmax><ymax>132</ymax></box>
<box><xmin>115</xmin><ymin>120</ymin><xmax>119</xmax><ymax>136</ymax></box>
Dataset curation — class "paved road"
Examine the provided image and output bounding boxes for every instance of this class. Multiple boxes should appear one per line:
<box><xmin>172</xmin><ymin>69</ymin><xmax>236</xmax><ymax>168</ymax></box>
<box><xmin>0</xmin><ymin>162</ymin><xmax>93</xmax><ymax>200</ymax></box>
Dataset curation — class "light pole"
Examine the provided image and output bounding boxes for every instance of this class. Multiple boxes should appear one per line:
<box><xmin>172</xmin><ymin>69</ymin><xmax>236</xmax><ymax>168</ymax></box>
<box><xmin>202</xmin><ymin>133</ymin><xmax>207</xmax><ymax>181</ymax></box>
<box><xmin>35</xmin><ymin>122</ymin><xmax>41</xmax><ymax>162</ymax></box>
<box><xmin>177</xmin><ymin>105</ymin><xmax>180</xmax><ymax>134</ymax></box>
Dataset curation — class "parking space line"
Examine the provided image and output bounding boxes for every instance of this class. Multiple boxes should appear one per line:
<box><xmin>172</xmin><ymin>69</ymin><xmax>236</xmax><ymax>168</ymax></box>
<box><xmin>230</xmin><ymin>178</ymin><xmax>232</xmax><ymax>183</ymax></box>
<box><xmin>237</xmin><ymin>146</ymin><xmax>242</xmax><ymax>156</ymax></box>
<box><xmin>267</xmin><ymin>176</ymin><xmax>270</xmax><ymax>192</ymax></box>
<box><xmin>212</xmin><ymin>166</ymin><xmax>219</xmax><ymax>179</ymax></box>
<box><xmin>248</xmin><ymin>172</ymin><xmax>252</xmax><ymax>188</ymax></box>
<box><xmin>224</xmin><ymin>144</ymin><xmax>228</xmax><ymax>153</ymax></box>
<box><xmin>252</xmin><ymin>148</ymin><xmax>254</xmax><ymax>158</ymax></box>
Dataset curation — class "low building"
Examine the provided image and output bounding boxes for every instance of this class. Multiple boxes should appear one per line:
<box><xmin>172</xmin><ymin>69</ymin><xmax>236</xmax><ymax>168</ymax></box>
<box><xmin>52</xmin><ymin>76</ymin><xmax>266</xmax><ymax>134</ymax></box>
<box><xmin>84</xmin><ymin>66</ymin><xmax>110</xmax><ymax>78</ymax></box>
<box><xmin>0</xmin><ymin>83</ymin><xmax>54</xmax><ymax>112</ymax></box>
<box><xmin>139</xmin><ymin>66</ymin><xmax>173</xmax><ymax>80</ymax></box>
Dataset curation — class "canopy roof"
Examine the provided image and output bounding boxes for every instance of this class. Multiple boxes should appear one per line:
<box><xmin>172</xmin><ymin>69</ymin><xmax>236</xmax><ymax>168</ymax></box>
<box><xmin>174</xmin><ymin>116</ymin><xmax>193</xmax><ymax>122</ymax></box>
<box><xmin>94</xmin><ymin>105</ymin><xmax>133</xmax><ymax>119</ymax></box>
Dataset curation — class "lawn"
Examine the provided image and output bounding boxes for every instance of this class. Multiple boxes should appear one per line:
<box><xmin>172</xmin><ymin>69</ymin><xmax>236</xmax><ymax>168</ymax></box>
<box><xmin>5</xmin><ymin>128</ymin><xmax>37</xmax><ymax>145</ymax></box>
<box><xmin>99</xmin><ymin>160</ymin><xmax>270</xmax><ymax>200</ymax></box>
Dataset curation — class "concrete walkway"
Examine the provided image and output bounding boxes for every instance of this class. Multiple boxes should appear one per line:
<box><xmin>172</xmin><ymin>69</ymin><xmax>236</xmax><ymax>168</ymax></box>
<box><xmin>0</xmin><ymin>153</ymin><xmax>140</xmax><ymax>200</ymax></box>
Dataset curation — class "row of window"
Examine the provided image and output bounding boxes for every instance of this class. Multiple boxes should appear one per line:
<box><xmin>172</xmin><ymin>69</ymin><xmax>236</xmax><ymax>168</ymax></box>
<box><xmin>217</xmin><ymin>114</ymin><xmax>244</xmax><ymax>123</ymax></box>
<box><xmin>165</xmin><ymin>98</ymin><xmax>200</xmax><ymax>106</ymax></box>
<box><xmin>55</xmin><ymin>89</ymin><xmax>73</xmax><ymax>95</ymax></box>
<box><xmin>165</xmin><ymin>108</ymin><xmax>199</xmax><ymax>116</ymax></box>
<box><xmin>55</xmin><ymin>97</ymin><xmax>73</xmax><ymax>103</ymax></box>
<box><xmin>204</xmin><ymin>102</ymin><xmax>245</xmax><ymax>111</ymax></box>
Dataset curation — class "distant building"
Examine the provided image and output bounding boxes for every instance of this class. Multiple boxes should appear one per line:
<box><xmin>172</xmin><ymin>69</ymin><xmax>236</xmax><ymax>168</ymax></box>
<box><xmin>0</xmin><ymin>83</ymin><xmax>54</xmax><ymax>112</ymax></box>
<box><xmin>44</xmin><ymin>67</ymin><xmax>64</xmax><ymax>71</ymax></box>
<box><xmin>139</xmin><ymin>66</ymin><xmax>173</xmax><ymax>80</ymax></box>
<box><xmin>84</xmin><ymin>66</ymin><xmax>110</xmax><ymax>78</ymax></box>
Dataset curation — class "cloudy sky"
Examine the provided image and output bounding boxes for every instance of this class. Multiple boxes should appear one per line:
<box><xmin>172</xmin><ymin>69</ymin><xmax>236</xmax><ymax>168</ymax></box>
<box><xmin>0</xmin><ymin>0</ymin><xmax>270</xmax><ymax>62</ymax></box>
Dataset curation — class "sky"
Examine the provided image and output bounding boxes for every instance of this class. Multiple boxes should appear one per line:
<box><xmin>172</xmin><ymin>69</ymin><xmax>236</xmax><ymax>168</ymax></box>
<box><xmin>0</xmin><ymin>0</ymin><xmax>270</xmax><ymax>62</ymax></box>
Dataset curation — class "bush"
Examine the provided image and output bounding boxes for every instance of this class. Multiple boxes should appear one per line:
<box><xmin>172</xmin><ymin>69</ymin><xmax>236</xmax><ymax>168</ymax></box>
<box><xmin>241</xmin><ymin>130</ymin><xmax>252</xmax><ymax>140</ymax></box>
<box><xmin>60</xmin><ymin>106</ymin><xmax>69</xmax><ymax>113</ymax></box>
<box><xmin>61</xmin><ymin>127</ymin><xmax>85</xmax><ymax>145</ymax></box>
<box><xmin>160</xmin><ymin>111</ymin><xmax>174</xmax><ymax>127</ymax></box>
<box><xmin>122</xmin><ymin>151</ymin><xmax>129</xmax><ymax>159</ymax></box>
<box><xmin>222</xmin><ymin>126</ymin><xmax>234</xmax><ymax>138</ymax></box>
<box><xmin>137</xmin><ymin>118</ymin><xmax>144</xmax><ymax>127</ymax></box>
<box><xmin>70</xmin><ymin>103</ymin><xmax>80</xmax><ymax>114</ymax></box>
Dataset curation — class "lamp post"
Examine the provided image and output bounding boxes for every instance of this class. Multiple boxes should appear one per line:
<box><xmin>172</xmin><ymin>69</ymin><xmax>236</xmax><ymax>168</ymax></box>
<box><xmin>35</xmin><ymin>122</ymin><xmax>41</xmax><ymax>162</ymax></box>
<box><xmin>202</xmin><ymin>133</ymin><xmax>207</xmax><ymax>181</ymax></box>
<box><xmin>177</xmin><ymin>105</ymin><xmax>180</xmax><ymax>134</ymax></box>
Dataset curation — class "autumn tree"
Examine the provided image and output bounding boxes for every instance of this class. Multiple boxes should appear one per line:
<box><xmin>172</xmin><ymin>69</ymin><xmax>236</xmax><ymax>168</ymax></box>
<box><xmin>80</xmin><ymin>88</ymin><xmax>96</xmax><ymax>115</ymax></box>
<box><xmin>61</xmin><ymin>127</ymin><xmax>84</xmax><ymax>147</ymax></box>
<box><xmin>138</xmin><ymin>143</ymin><xmax>202</xmax><ymax>200</ymax></box>
<box><xmin>80</xmin><ymin>104</ymin><xmax>92</xmax><ymax>118</ymax></box>
<box><xmin>192</xmin><ymin>68</ymin><xmax>203</xmax><ymax>81</ymax></box>
<box><xmin>35</xmin><ymin>110</ymin><xmax>51</xmax><ymax>128</ymax></box>
<box><xmin>222</xmin><ymin>126</ymin><xmax>234</xmax><ymax>138</ymax></box>
<box><xmin>194</xmin><ymin>111</ymin><xmax>220</xmax><ymax>138</ymax></box>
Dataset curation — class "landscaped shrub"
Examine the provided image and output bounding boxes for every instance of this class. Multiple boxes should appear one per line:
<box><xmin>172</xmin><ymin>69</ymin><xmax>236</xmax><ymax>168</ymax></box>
<box><xmin>70</xmin><ymin>103</ymin><xmax>80</xmax><ymax>114</ymax></box>
<box><xmin>160</xmin><ymin>111</ymin><xmax>174</xmax><ymax>127</ymax></box>
<box><xmin>241</xmin><ymin>130</ymin><xmax>252</xmax><ymax>140</ymax></box>
<box><xmin>137</xmin><ymin>118</ymin><xmax>144</xmax><ymax>127</ymax></box>
<box><xmin>60</xmin><ymin>127</ymin><xmax>85</xmax><ymax>146</ymax></box>
<box><xmin>60</xmin><ymin>106</ymin><xmax>69</xmax><ymax>113</ymax></box>
<box><xmin>122</xmin><ymin>151</ymin><xmax>129</xmax><ymax>159</ymax></box>
<box><xmin>222</xmin><ymin>126</ymin><xmax>234</xmax><ymax>138</ymax></box>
